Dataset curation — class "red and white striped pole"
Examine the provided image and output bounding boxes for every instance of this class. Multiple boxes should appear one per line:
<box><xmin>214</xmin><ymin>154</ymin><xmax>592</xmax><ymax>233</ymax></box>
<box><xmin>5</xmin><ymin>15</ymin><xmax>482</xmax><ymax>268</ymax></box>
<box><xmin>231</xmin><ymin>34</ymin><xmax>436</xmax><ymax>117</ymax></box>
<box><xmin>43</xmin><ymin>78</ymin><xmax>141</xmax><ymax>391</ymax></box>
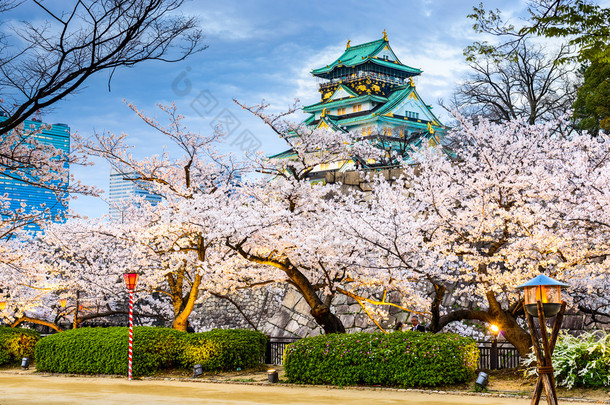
<box><xmin>128</xmin><ymin>288</ymin><xmax>134</xmax><ymax>381</ymax></box>
<box><xmin>123</xmin><ymin>273</ymin><xmax>138</xmax><ymax>381</ymax></box>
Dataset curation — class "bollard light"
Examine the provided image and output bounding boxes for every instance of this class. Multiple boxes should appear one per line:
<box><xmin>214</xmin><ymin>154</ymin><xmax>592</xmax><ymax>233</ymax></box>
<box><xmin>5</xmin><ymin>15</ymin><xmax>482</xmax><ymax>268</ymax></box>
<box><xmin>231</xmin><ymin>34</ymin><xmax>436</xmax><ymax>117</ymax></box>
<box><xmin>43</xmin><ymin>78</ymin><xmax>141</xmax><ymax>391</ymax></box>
<box><xmin>517</xmin><ymin>274</ymin><xmax>568</xmax><ymax>317</ymax></box>
<box><xmin>193</xmin><ymin>364</ymin><xmax>203</xmax><ymax>378</ymax></box>
<box><xmin>21</xmin><ymin>357</ymin><xmax>29</xmax><ymax>370</ymax></box>
<box><xmin>267</xmin><ymin>369</ymin><xmax>279</xmax><ymax>383</ymax></box>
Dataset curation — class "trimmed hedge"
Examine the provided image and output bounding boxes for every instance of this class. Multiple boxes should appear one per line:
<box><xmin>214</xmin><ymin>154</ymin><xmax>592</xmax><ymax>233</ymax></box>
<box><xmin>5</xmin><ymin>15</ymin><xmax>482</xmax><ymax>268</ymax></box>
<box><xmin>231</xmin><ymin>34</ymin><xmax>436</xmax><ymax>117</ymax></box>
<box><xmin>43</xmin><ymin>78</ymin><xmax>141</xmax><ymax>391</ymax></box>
<box><xmin>0</xmin><ymin>327</ymin><xmax>40</xmax><ymax>366</ymax></box>
<box><xmin>180</xmin><ymin>329</ymin><xmax>268</xmax><ymax>371</ymax></box>
<box><xmin>35</xmin><ymin>327</ymin><xmax>266</xmax><ymax>376</ymax></box>
<box><xmin>284</xmin><ymin>331</ymin><xmax>478</xmax><ymax>387</ymax></box>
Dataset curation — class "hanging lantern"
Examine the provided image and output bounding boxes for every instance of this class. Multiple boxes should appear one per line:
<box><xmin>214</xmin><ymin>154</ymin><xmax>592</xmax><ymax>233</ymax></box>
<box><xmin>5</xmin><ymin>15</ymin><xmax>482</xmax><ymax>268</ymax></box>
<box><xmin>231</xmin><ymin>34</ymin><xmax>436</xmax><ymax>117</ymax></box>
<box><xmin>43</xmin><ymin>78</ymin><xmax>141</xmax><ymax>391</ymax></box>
<box><xmin>0</xmin><ymin>301</ymin><xmax>6</xmax><ymax>310</ymax></box>
<box><xmin>123</xmin><ymin>273</ymin><xmax>138</xmax><ymax>291</ymax></box>
<box><xmin>517</xmin><ymin>274</ymin><xmax>568</xmax><ymax>317</ymax></box>
<box><xmin>59</xmin><ymin>298</ymin><xmax>67</xmax><ymax>308</ymax></box>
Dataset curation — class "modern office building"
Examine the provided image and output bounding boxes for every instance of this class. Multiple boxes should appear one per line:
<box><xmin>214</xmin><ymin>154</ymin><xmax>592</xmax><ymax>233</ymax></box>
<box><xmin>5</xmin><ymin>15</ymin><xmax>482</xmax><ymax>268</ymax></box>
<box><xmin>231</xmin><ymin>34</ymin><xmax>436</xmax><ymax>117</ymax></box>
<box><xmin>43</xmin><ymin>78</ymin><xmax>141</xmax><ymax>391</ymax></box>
<box><xmin>0</xmin><ymin>116</ymin><xmax>71</xmax><ymax>231</ymax></box>
<box><xmin>108</xmin><ymin>170</ymin><xmax>162</xmax><ymax>222</ymax></box>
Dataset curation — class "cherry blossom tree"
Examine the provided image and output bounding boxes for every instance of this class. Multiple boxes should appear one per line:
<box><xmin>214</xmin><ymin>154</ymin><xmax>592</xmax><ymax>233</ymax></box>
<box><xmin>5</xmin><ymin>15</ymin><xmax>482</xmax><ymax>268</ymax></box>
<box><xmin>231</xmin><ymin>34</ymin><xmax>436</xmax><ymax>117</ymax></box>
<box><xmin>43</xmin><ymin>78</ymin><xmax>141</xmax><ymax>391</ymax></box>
<box><xmin>0</xmin><ymin>218</ymin><xmax>167</xmax><ymax>331</ymax></box>
<box><xmin>220</xmin><ymin>101</ymin><xmax>394</xmax><ymax>334</ymax></box>
<box><xmin>341</xmin><ymin>115</ymin><xmax>610</xmax><ymax>356</ymax></box>
<box><xmin>82</xmin><ymin>102</ymin><xmax>254</xmax><ymax>331</ymax></box>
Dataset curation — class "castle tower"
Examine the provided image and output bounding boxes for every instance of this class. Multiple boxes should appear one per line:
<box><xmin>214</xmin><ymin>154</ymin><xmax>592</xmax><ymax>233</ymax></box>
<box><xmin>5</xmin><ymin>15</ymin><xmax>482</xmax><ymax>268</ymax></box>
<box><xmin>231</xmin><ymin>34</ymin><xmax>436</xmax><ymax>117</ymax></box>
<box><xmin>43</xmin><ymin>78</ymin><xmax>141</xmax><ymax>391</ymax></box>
<box><xmin>272</xmin><ymin>32</ymin><xmax>447</xmax><ymax>181</ymax></box>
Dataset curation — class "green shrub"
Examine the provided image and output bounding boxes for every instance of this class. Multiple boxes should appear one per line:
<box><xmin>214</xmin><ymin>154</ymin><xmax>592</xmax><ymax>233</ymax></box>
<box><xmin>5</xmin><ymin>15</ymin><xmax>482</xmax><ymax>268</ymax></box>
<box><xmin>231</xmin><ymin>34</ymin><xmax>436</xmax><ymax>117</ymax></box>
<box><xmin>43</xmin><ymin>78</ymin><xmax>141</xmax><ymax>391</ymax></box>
<box><xmin>179</xmin><ymin>329</ymin><xmax>267</xmax><ymax>371</ymax></box>
<box><xmin>284</xmin><ymin>332</ymin><xmax>478</xmax><ymax>387</ymax></box>
<box><xmin>523</xmin><ymin>330</ymin><xmax>610</xmax><ymax>388</ymax></box>
<box><xmin>0</xmin><ymin>327</ymin><xmax>40</xmax><ymax>366</ymax></box>
<box><xmin>35</xmin><ymin>327</ymin><xmax>184</xmax><ymax>376</ymax></box>
<box><xmin>35</xmin><ymin>327</ymin><xmax>266</xmax><ymax>376</ymax></box>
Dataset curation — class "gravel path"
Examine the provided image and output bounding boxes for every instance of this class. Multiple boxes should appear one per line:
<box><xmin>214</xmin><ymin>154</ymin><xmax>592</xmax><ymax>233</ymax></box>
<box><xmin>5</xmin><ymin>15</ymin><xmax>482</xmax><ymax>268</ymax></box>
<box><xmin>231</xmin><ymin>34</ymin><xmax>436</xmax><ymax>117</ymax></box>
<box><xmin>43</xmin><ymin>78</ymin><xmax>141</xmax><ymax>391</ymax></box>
<box><xmin>0</xmin><ymin>373</ymin><xmax>596</xmax><ymax>405</ymax></box>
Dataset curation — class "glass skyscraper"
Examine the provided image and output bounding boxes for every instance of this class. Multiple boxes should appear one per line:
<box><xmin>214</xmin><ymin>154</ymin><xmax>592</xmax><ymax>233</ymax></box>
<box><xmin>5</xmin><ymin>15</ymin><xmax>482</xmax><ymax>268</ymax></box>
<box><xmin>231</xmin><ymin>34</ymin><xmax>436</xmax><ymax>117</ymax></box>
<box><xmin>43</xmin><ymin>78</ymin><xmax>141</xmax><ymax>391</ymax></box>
<box><xmin>108</xmin><ymin>170</ymin><xmax>162</xmax><ymax>222</ymax></box>
<box><xmin>0</xmin><ymin>116</ymin><xmax>71</xmax><ymax>231</ymax></box>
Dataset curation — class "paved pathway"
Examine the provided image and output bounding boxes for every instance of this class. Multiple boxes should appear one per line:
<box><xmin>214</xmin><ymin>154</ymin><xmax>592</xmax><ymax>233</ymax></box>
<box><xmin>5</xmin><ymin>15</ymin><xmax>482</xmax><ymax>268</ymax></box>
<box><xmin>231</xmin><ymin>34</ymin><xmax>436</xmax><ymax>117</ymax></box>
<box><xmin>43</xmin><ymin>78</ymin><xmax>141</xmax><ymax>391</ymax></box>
<box><xmin>0</xmin><ymin>373</ymin><xmax>592</xmax><ymax>405</ymax></box>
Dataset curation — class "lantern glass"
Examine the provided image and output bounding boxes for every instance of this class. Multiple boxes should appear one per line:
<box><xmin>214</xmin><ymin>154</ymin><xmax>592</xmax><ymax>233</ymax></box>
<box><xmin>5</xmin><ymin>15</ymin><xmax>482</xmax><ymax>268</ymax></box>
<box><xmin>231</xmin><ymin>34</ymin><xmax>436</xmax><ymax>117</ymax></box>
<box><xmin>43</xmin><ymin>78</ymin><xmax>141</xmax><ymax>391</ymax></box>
<box><xmin>123</xmin><ymin>273</ymin><xmax>138</xmax><ymax>290</ymax></box>
<box><xmin>524</xmin><ymin>285</ymin><xmax>562</xmax><ymax>317</ymax></box>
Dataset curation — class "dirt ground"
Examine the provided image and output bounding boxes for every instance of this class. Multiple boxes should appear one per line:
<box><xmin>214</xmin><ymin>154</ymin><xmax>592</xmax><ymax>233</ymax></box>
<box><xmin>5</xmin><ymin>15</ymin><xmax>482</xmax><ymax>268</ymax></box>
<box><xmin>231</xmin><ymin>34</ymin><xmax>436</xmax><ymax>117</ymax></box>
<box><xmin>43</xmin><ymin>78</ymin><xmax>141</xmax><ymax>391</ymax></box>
<box><xmin>0</xmin><ymin>367</ymin><xmax>607</xmax><ymax>405</ymax></box>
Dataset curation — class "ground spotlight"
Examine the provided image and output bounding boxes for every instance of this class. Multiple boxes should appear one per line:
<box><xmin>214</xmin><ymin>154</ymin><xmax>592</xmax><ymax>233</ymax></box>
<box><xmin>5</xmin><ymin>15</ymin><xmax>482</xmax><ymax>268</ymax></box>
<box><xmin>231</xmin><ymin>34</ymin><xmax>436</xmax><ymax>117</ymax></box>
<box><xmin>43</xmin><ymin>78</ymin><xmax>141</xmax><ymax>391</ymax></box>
<box><xmin>475</xmin><ymin>371</ymin><xmax>488</xmax><ymax>390</ymax></box>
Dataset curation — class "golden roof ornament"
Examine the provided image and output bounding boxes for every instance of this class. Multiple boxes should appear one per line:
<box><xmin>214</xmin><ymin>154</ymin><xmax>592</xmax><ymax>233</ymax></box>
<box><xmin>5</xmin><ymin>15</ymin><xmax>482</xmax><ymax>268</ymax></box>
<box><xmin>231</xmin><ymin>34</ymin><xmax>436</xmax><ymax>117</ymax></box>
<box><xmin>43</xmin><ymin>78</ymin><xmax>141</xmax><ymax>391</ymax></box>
<box><xmin>382</xmin><ymin>29</ymin><xmax>388</xmax><ymax>41</ymax></box>
<box><xmin>346</xmin><ymin>40</ymin><xmax>351</xmax><ymax>49</ymax></box>
<box><xmin>321</xmin><ymin>108</ymin><xmax>327</xmax><ymax>117</ymax></box>
<box><xmin>427</xmin><ymin>122</ymin><xmax>435</xmax><ymax>134</ymax></box>
<box><xmin>409</xmin><ymin>77</ymin><xmax>415</xmax><ymax>87</ymax></box>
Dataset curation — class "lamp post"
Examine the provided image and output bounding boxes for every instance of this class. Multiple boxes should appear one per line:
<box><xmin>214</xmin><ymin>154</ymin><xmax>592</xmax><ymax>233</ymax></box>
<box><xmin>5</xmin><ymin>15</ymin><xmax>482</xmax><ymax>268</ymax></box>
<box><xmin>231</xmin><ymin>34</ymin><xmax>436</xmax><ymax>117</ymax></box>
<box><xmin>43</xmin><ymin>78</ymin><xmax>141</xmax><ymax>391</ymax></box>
<box><xmin>123</xmin><ymin>272</ymin><xmax>138</xmax><ymax>381</ymax></box>
<box><xmin>517</xmin><ymin>274</ymin><xmax>568</xmax><ymax>405</ymax></box>
<box><xmin>489</xmin><ymin>324</ymin><xmax>500</xmax><ymax>370</ymax></box>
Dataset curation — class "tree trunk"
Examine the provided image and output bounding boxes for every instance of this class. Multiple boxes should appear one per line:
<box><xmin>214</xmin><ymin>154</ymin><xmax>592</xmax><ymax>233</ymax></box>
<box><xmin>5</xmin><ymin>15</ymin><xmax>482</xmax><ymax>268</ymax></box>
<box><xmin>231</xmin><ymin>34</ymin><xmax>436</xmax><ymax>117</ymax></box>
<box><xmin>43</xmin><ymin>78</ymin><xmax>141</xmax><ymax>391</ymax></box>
<box><xmin>310</xmin><ymin>303</ymin><xmax>345</xmax><ymax>334</ymax></box>
<box><xmin>430</xmin><ymin>283</ymin><xmax>446</xmax><ymax>332</ymax></box>
<box><xmin>486</xmin><ymin>291</ymin><xmax>532</xmax><ymax>357</ymax></box>
<box><xmin>434</xmin><ymin>290</ymin><xmax>533</xmax><ymax>358</ymax></box>
<box><xmin>11</xmin><ymin>316</ymin><xmax>63</xmax><ymax>332</ymax></box>
<box><xmin>228</xmin><ymin>241</ymin><xmax>346</xmax><ymax>334</ymax></box>
<box><xmin>171</xmin><ymin>273</ymin><xmax>202</xmax><ymax>331</ymax></box>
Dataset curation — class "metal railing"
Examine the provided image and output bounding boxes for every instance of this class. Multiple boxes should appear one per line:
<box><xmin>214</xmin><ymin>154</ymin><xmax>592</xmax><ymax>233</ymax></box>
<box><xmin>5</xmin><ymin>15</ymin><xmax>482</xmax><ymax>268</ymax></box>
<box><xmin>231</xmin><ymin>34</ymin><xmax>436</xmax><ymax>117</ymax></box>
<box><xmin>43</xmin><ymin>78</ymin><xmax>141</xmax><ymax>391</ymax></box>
<box><xmin>318</xmin><ymin>72</ymin><xmax>408</xmax><ymax>90</ymax></box>
<box><xmin>265</xmin><ymin>337</ymin><xmax>300</xmax><ymax>365</ymax></box>
<box><xmin>264</xmin><ymin>337</ymin><xmax>522</xmax><ymax>369</ymax></box>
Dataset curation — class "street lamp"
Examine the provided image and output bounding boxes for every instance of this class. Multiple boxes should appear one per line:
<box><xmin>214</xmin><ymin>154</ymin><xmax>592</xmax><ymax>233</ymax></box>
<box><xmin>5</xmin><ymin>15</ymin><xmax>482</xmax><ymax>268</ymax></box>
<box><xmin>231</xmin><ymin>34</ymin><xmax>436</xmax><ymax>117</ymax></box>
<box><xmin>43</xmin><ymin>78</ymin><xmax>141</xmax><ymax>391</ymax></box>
<box><xmin>517</xmin><ymin>274</ymin><xmax>568</xmax><ymax>405</ymax></box>
<box><xmin>123</xmin><ymin>272</ymin><xmax>138</xmax><ymax>381</ymax></box>
<box><xmin>519</xmin><ymin>274</ymin><xmax>568</xmax><ymax>318</ymax></box>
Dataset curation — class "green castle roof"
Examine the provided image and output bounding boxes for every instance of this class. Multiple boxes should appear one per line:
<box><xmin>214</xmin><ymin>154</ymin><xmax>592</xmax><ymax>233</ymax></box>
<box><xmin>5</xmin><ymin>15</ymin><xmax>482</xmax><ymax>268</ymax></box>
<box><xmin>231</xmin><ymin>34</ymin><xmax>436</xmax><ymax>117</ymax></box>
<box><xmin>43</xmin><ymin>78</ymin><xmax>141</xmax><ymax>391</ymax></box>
<box><xmin>311</xmin><ymin>37</ymin><xmax>422</xmax><ymax>77</ymax></box>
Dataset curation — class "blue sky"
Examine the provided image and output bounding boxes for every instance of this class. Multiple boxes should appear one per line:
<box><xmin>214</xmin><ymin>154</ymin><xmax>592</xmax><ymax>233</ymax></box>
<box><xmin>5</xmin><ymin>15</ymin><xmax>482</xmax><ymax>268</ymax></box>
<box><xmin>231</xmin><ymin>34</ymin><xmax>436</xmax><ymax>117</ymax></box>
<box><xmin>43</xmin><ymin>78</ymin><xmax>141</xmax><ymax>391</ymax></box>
<box><xmin>6</xmin><ymin>0</ymin><xmax>532</xmax><ymax>218</ymax></box>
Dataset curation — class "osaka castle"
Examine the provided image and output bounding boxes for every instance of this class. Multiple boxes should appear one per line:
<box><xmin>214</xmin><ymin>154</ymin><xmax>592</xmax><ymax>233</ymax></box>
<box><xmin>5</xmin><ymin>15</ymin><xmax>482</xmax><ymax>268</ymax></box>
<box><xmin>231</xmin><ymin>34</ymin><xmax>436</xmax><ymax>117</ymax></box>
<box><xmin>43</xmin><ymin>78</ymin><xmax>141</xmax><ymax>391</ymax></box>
<box><xmin>272</xmin><ymin>31</ymin><xmax>447</xmax><ymax>181</ymax></box>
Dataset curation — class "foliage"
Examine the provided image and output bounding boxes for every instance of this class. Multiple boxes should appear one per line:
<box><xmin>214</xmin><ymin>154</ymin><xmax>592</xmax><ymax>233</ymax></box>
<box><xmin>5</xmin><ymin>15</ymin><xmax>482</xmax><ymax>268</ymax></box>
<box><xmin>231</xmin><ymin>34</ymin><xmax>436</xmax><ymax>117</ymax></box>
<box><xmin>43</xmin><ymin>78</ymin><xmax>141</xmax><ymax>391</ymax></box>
<box><xmin>523</xmin><ymin>0</ymin><xmax>610</xmax><ymax>63</ymax></box>
<box><xmin>523</xmin><ymin>331</ymin><xmax>610</xmax><ymax>389</ymax></box>
<box><xmin>341</xmin><ymin>115</ymin><xmax>610</xmax><ymax>356</ymax></box>
<box><xmin>573</xmin><ymin>61</ymin><xmax>610</xmax><ymax>136</ymax></box>
<box><xmin>0</xmin><ymin>327</ymin><xmax>40</xmax><ymax>366</ymax></box>
<box><xmin>283</xmin><ymin>332</ymin><xmax>478</xmax><ymax>387</ymax></box>
<box><xmin>179</xmin><ymin>329</ymin><xmax>267</xmax><ymax>371</ymax></box>
<box><xmin>35</xmin><ymin>327</ymin><xmax>265</xmax><ymax>376</ymax></box>
<box><xmin>467</xmin><ymin>1</ymin><xmax>610</xmax><ymax>63</ymax></box>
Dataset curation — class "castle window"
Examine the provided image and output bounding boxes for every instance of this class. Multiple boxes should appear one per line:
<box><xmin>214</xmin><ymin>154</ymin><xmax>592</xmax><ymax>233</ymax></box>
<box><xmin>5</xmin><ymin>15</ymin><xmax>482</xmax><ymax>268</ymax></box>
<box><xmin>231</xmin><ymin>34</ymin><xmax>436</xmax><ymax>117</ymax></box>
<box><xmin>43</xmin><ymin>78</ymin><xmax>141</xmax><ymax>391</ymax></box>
<box><xmin>367</xmin><ymin>127</ymin><xmax>372</xmax><ymax>136</ymax></box>
<box><xmin>387</xmin><ymin>127</ymin><xmax>392</xmax><ymax>136</ymax></box>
